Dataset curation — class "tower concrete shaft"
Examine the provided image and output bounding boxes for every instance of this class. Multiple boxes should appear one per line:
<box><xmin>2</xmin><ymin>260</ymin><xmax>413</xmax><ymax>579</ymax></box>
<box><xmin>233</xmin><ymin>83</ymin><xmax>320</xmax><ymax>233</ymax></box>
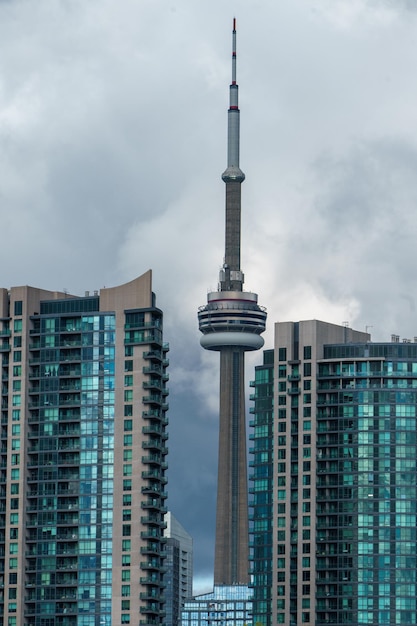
<box><xmin>215</xmin><ymin>348</ymin><xmax>249</xmax><ymax>584</ymax></box>
<box><xmin>198</xmin><ymin>20</ymin><xmax>266</xmax><ymax>586</ymax></box>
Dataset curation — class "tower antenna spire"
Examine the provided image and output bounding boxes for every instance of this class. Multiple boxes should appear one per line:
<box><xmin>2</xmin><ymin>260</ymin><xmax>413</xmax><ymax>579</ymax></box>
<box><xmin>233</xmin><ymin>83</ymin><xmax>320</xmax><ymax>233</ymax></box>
<box><xmin>221</xmin><ymin>18</ymin><xmax>245</xmax><ymax>292</ymax></box>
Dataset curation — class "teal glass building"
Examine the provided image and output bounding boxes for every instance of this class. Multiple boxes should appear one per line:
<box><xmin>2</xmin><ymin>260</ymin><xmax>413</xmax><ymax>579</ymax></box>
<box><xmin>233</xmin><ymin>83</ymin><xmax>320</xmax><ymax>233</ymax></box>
<box><xmin>250</xmin><ymin>320</ymin><xmax>417</xmax><ymax>626</ymax></box>
<box><xmin>0</xmin><ymin>272</ymin><xmax>169</xmax><ymax>626</ymax></box>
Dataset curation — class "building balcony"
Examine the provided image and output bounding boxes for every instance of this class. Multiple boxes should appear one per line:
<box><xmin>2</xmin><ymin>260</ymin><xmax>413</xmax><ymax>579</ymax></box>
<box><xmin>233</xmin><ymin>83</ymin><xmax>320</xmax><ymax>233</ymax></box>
<box><xmin>140</xmin><ymin>590</ymin><xmax>161</xmax><ymax>601</ymax></box>
<box><xmin>140</xmin><ymin>516</ymin><xmax>167</xmax><ymax>529</ymax></box>
<box><xmin>139</xmin><ymin>576</ymin><xmax>165</xmax><ymax>587</ymax></box>
<box><xmin>142</xmin><ymin>424</ymin><xmax>167</xmax><ymax>437</ymax></box>
<box><xmin>142</xmin><ymin>455</ymin><xmax>167</xmax><ymax>468</ymax></box>
<box><xmin>141</xmin><ymin>500</ymin><xmax>167</xmax><ymax>513</ymax></box>
<box><xmin>288</xmin><ymin>374</ymin><xmax>301</xmax><ymax>382</ymax></box>
<box><xmin>143</xmin><ymin>380</ymin><xmax>164</xmax><ymax>391</ymax></box>
<box><xmin>140</xmin><ymin>561</ymin><xmax>166</xmax><ymax>572</ymax></box>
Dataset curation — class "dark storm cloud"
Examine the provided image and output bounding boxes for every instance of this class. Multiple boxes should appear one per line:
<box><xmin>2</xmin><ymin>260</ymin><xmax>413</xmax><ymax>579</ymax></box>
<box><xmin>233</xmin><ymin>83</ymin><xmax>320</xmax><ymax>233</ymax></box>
<box><xmin>2</xmin><ymin>0</ymin><xmax>417</xmax><ymax>591</ymax></box>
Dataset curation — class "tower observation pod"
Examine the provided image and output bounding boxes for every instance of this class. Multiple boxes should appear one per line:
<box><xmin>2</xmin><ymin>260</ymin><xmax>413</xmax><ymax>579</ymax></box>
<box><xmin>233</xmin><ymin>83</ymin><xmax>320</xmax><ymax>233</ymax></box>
<box><xmin>198</xmin><ymin>20</ymin><xmax>266</xmax><ymax>586</ymax></box>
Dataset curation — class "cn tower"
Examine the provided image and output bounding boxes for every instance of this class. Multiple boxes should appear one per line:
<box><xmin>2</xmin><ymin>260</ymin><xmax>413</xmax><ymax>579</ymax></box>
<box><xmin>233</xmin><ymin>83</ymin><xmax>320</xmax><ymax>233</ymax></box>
<box><xmin>198</xmin><ymin>20</ymin><xmax>266</xmax><ymax>586</ymax></box>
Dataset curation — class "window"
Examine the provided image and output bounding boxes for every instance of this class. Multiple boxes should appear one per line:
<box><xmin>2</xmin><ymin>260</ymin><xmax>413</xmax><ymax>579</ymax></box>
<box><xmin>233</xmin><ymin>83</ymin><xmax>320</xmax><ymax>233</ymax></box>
<box><xmin>303</xmin><ymin>346</ymin><xmax>311</xmax><ymax>360</ymax></box>
<box><xmin>124</xmin><ymin>360</ymin><xmax>133</xmax><ymax>372</ymax></box>
<box><xmin>278</xmin><ymin>348</ymin><xmax>287</xmax><ymax>362</ymax></box>
<box><xmin>124</xmin><ymin>405</ymin><xmax>133</xmax><ymax>417</ymax></box>
<box><xmin>10</xmin><ymin>513</ymin><xmax>18</xmax><ymax>525</ymax></box>
<box><xmin>123</xmin><ymin>450</ymin><xmax>132</xmax><ymax>461</ymax></box>
<box><xmin>124</xmin><ymin>390</ymin><xmax>133</xmax><ymax>402</ymax></box>
<box><xmin>123</xmin><ymin>480</ymin><xmax>132</xmax><ymax>491</ymax></box>
<box><xmin>14</xmin><ymin>301</ymin><xmax>22</xmax><ymax>316</ymax></box>
<box><xmin>13</xmin><ymin>351</ymin><xmax>21</xmax><ymax>363</ymax></box>
<box><xmin>12</xmin><ymin>381</ymin><xmax>21</xmax><ymax>392</ymax></box>
<box><xmin>124</xmin><ymin>434</ymin><xmax>132</xmax><ymax>446</ymax></box>
<box><xmin>123</xmin><ymin>494</ymin><xmax>131</xmax><ymax>506</ymax></box>
<box><xmin>121</xmin><ymin>570</ymin><xmax>131</xmax><ymax>581</ymax></box>
<box><xmin>125</xmin><ymin>346</ymin><xmax>133</xmax><ymax>357</ymax></box>
<box><xmin>9</xmin><ymin>544</ymin><xmax>18</xmax><ymax>554</ymax></box>
<box><xmin>303</xmin><ymin>435</ymin><xmax>311</xmax><ymax>445</ymax></box>
<box><xmin>123</xmin><ymin>509</ymin><xmax>131</xmax><ymax>521</ymax></box>
<box><xmin>124</xmin><ymin>420</ymin><xmax>132</xmax><ymax>431</ymax></box>
<box><xmin>11</xmin><ymin>425</ymin><xmax>20</xmax><ymax>436</ymax></box>
<box><xmin>12</xmin><ymin>410</ymin><xmax>20</xmax><ymax>421</ymax></box>
<box><xmin>10</xmin><ymin>499</ymin><xmax>19</xmax><ymax>510</ymax></box>
<box><xmin>13</xmin><ymin>336</ymin><xmax>21</xmax><ymax>348</ymax></box>
<box><xmin>13</xmin><ymin>320</ymin><xmax>22</xmax><ymax>333</ymax></box>
<box><xmin>302</xmin><ymin>557</ymin><xmax>310</xmax><ymax>567</ymax></box>
<box><xmin>10</xmin><ymin>484</ymin><xmax>19</xmax><ymax>495</ymax></box>
<box><xmin>121</xmin><ymin>600</ymin><xmax>130</xmax><ymax>611</ymax></box>
<box><xmin>303</xmin><ymin>394</ymin><xmax>311</xmax><ymax>404</ymax></box>
<box><xmin>123</xmin><ymin>465</ymin><xmax>132</xmax><ymax>476</ymax></box>
<box><xmin>303</xmin><ymin>461</ymin><xmax>311</xmax><ymax>472</ymax></box>
<box><xmin>122</xmin><ymin>525</ymin><xmax>131</xmax><ymax>537</ymax></box>
<box><xmin>9</xmin><ymin>528</ymin><xmax>18</xmax><ymax>540</ymax></box>
<box><xmin>122</xmin><ymin>555</ymin><xmax>131</xmax><ymax>566</ymax></box>
<box><xmin>121</xmin><ymin>585</ymin><xmax>130</xmax><ymax>597</ymax></box>
<box><xmin>8</xmin><ymin>573</ymin><xmax>17</xmax><ymax>585</ymax></box>
<box><xmin>8</xmin><ymin>588</ymin><xmax>16</xmax><ymax>599</ymax></box>
<box><xmin>9</xmin><ymin>558</ymin><xmax>17</xmax><ymax>569</ymax></box>
<box><xmin>122</xmin><ymin>540</ymin><xmax>131</xmax><ymax>551</ymax></box>
<box><xmin>278</xmin><ymin>396</ymin><xmax>287</xmax><ymax>406</ymax></box>
<box><xmin>124</xmin><ymin>375</ymin><xmax>133</xmax><ymax>386</ymax></box>
<box><xmin>278</xmin><ymin>365</ymin><xmax>287</xmax><ymax>378</ymax></box>
<box><xmin>303</xmin><ymin>362</ymin><xmax>311</xmax><ymax>377</ymax></box>
<box><xmin>121</xmin><ymin>616</ymin><xmax>130</xmax><ymax>624</ymax></box>
<box><xmin>11</xmin><ymin>455</ymin><xmax>19</xmax><ymax>466</ymax></box>
<box><xmin>12</xmin><ymin>366</ymin><xmax>21</xmax><ymax>377</ymax></box>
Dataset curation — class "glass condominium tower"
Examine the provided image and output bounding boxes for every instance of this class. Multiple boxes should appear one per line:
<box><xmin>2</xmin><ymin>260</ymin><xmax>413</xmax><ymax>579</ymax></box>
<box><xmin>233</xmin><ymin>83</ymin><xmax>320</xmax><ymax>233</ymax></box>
<box><xmin>250</xmin><ymin>319</ymin><xmax>417</xmax><ymax>626</ymax></box>
<box><xmin>0</xmin><ymin>271</ymin><xmax>169</xmax><ymax>626</ymax></box>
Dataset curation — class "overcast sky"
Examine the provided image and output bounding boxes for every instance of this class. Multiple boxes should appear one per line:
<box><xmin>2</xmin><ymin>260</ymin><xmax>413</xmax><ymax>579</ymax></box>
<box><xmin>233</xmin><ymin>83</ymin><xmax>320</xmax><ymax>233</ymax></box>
<box><xmin>2</xmin><ymin>0</ymin><xmax>417</xmax><ymax>593</ymax></box>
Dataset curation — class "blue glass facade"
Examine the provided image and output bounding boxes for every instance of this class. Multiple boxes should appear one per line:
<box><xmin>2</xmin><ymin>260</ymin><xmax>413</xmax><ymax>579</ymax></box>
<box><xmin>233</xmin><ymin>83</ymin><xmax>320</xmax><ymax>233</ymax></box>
<box><xmin>249</xmin><ymin>350</ymin><xmax>274</xmax><ymax>626</ymax></box>
<box><xmin>181</xmin><ymin>585</ymin><xmax>252</xmax><ymax>626</ymax></box>
<box><xmin>24</xmin><ymin>309</ymin><xmax>115</xmax><ymax>625</ymax></box>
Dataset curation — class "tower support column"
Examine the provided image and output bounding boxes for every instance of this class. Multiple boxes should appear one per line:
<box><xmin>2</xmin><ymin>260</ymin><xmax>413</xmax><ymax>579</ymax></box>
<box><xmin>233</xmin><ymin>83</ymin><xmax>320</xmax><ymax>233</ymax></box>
<box><xmin>214</xmin><ymin>347</ymin><xmax>249</xmax><ymax>585</ymax></box>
